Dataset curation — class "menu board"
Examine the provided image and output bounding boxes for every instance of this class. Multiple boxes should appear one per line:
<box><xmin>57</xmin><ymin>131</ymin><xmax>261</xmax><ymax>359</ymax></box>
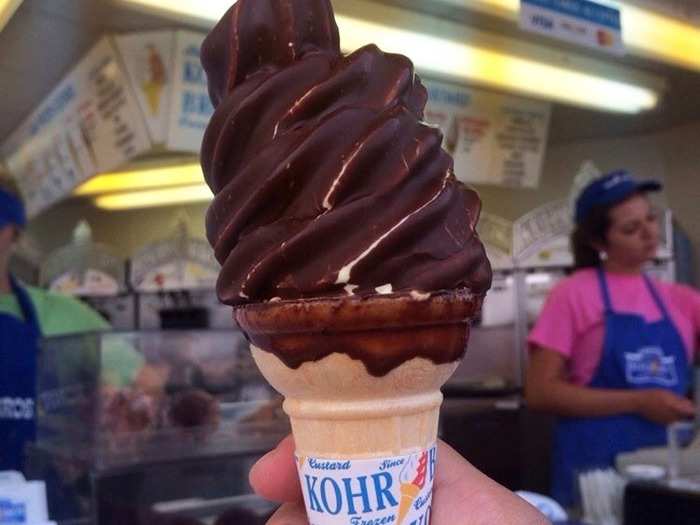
<box><xmin>1</xmin><ymin>38</ymin><xmax>151</xmax><ymax>217</ymax></box>
<box><xmin>424</xmin><ymin>80</ymin><xmax>551</xmax><ymax>189</ymax></box>
<box><xmin>114</xmin><ymin>31</ymin><xmax>175</xmax><ymax>144</ymax></box>
<box><xmin>166</xmin><ymin>31</ymin><xmax>215</xmax><ymax>153</ymax></box>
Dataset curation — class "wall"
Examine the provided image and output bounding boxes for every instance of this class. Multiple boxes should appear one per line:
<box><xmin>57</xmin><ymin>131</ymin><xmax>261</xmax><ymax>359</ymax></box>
<box><xmin>654</xmin><ymin>122</ymin><xmax>700</xmax><ymax>282</ymax></box>
<box><xmin>26</xmin><ymin>199</ymin><xmax>208</xmax><ymax>260</ymax></box>
<box><xmin>474</xmin><ymin>133</ymin><xmax>668</xmax><ymax>221</ymax></box>
<box><xmin>474</xmin><ymin>122</ymin><xmax>698</xmax><ymax>283</ymax></box>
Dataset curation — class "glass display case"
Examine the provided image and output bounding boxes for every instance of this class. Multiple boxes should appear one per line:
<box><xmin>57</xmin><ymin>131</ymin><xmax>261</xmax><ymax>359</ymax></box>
<box><xmin>27</xmin><ymin>330</ymin><xmax>289</xmax><ymax>524</ymax></box>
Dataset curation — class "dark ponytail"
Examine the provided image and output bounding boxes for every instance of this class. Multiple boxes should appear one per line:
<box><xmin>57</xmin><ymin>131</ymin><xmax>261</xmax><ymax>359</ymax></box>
<box><xmin>571</xmin><ymin>203</ymin><xmax>612</xmax><ymax>270</ymax></box>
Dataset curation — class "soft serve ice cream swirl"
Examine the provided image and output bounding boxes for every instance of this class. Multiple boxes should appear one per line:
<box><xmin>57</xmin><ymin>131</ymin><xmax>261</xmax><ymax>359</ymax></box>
<box><xmin>201</xmin><ymin>0</ymin><xmax>491</xmax><ymax>306</ymax></box>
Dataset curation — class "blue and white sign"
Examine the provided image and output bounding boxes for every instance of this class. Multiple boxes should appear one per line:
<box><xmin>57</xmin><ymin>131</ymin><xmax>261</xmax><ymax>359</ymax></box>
<box><xmin>166</xmin><ymin>31</ymin><xmax>215</xmax><ymax>153</ymax></box>
<box><xmin>0</xmin><ymin>478</ymin><xmax>53</xmax><ymax>525</ymax></box>
<box><xmin>519</xmin><ymin>0</ymin><xmax>624</xmax><ymax>55</ymax></box>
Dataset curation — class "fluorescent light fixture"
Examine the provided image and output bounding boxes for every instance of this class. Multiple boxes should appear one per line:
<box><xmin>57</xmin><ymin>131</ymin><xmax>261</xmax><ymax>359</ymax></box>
<box><xmin>94</xmin><ymin>184</ymin><xmax>213</xmax><ymax>210</ymax></box>
<box><xmin>0</xmin><ymin>0</ymin><xmax>22</xmax><ymax>33</ymax></box>
<box><xmin>116</xmin><ymin>0</ymin><xmax>664</xmax><ymax>113</ymax></box>
<box><xmin>336</xmin><ymin>14</ymin><xmax>661</xmax><ymax>113</ymax></box>
<box><xmin>450</xmin><ymin>0</ymin><xmax>700</xmax><ymax>72</ymax></box>
<box><xmin>75</xmin><ymin>163</ymin><xmax>202</xmax><ymax>196</ymax></box>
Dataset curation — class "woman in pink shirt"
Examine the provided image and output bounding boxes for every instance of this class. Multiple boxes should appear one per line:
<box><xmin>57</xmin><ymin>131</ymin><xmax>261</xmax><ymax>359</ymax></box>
<box><xmin>526</xmin><ymin>170</ymin><xmax>700</xmax><ymax>507</ymax></box>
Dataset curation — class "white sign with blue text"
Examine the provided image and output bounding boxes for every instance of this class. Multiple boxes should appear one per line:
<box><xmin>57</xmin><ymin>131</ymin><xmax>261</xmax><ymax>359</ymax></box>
<box><xmin>0</xmin><ymin>38</ymin><xmax>151</xmax><ymax>217</ymax></box>
<box><xmin>519</xmin><ymin>0</ymin><xmax>624</xmax><ymax>55</ymax></box>
<box><xmin>424</xmin><ymin>80</ymin><xmax>551</xmax><ymax>189</ymax></box>
<box><xmin>166</xmin><ymin>31</ymin><xmax>215</xmax><ymax>153</ymax></box>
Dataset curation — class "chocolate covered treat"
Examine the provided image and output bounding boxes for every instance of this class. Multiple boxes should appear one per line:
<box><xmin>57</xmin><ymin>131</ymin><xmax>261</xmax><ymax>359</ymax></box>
<box><xmin>200</xmin><ymin>1</ymin><xmax>491</xmax><ymax>523</ymax></box>
<box><xmin>168</xmin><ymin>389</ymin><xmax>220</xmax><ymax>429</ymax></box>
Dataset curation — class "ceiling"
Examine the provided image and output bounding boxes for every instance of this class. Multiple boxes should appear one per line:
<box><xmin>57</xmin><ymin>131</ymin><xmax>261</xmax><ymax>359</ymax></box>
<box><xmin>1</xmin><ymin>0</ymin><xmax>700</xmax><ymax>149</ymax></box>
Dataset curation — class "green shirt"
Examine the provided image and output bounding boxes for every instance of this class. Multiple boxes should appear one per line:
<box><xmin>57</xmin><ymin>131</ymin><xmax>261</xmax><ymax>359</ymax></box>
<box><xmin>0</xmin><ymin>286</ymin><xmax>109</xmax><ymax>336</ymax></box>
<box><xmin>0</xmin><ymin>285</ymin><xmax>143</xmax><ymax>387</ymax></box>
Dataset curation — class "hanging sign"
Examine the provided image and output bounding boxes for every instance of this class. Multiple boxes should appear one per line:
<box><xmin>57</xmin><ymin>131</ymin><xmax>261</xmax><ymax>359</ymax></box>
<box><xmin>1</xmin><ymin>38</ymin><xmax>151</xmax><ymax>217</ymax></box>
<box><xmin>114</xmin><ymin>31</ymin><xmax>175</xmax><ymax>144</ymax></box>
<box><xmin>424</xmin><ymin>80</ymin><xmax>550</xmax><ymax>189</ymax></box>
<box><xmin>519</xmin><ymin>0</ymin><xmax>624</xmax><ymax>55</ymax></box>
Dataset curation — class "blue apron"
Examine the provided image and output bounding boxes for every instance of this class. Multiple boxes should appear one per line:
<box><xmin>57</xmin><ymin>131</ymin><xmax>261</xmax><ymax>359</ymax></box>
<box><xmin>551</xmin><ymin>268</ymin><xmax>690</xmax><ymax>507</ymax></box>
<box><xmin>0</xmin><ymin>276</ymin><xmax>41</xmax><ymax>471</ymax></box>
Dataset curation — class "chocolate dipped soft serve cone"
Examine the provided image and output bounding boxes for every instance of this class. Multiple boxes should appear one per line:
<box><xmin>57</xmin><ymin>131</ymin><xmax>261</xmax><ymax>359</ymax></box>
<box><xmin>201</xmin><ymin>1</ymin><xmax>491</xmax><ymax>522</ymax></box>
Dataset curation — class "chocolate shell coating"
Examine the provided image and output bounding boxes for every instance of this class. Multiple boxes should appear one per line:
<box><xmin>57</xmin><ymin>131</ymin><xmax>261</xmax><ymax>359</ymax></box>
<box><xmin>201</xmin><ymin>0</ymin><xmax>492</xmax><ymax>306</ymax></box>
<box><xmin>235</xmin><ymin>291</ymin><xmax>482</xmax><ymax>377</ymax></box>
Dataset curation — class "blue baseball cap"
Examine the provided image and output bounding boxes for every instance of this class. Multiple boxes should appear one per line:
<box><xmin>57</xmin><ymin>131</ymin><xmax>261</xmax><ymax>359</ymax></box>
<box><xmin>0</xmin><ymin>188</ymin><xmax>27</xmax><ymax>229</ymax></box>
<box><xmin>574</xmin><ymin>170</ymin><xmax>662</xmax><ymax>225</ymax></box>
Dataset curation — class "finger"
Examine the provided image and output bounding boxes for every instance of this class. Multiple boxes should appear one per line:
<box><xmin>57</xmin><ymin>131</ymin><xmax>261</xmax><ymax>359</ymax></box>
<box><xmin>673</xmin><ymin>398</ymin><xmax>695</xmax><ymax>417</ymax></box>
<box><xmin>249</xmin><ymin>435</ymin><xmax>303</xmax><ymax>503</ymax></box>
<box><xmin>266</xmin><ymin>502</ymin><xmax>307</xmax><ymax>525</ymax></box>
<box><xmin>433</xmin><ymin>440</ymin><xmax>549</xmax><ymax>525</ymax></box>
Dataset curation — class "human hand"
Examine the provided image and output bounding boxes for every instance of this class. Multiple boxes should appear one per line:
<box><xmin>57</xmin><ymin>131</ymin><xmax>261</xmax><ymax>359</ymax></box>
<box><xmin>250</xmin><ymin>435</ymin><xmax>549</xmax><ymax>525</ymax></box>
<box><xmin>636</xmin><ymin>389</ymin><xmax>695</xmax><ymax>425</ymax></box>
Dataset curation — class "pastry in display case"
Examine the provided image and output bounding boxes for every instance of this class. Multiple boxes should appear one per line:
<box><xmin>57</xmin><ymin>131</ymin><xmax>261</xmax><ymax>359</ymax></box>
<box><xmin>26</xmin><ymin>329</ymin><xmax>289</xmax><ymax>524</ymax></box>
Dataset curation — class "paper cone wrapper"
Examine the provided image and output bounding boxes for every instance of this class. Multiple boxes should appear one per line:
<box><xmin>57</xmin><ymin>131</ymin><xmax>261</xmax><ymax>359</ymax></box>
<box><xmin>236</xmin><ymin>290</ymin><xmax>483</xmax><ymax>524</ymax></box>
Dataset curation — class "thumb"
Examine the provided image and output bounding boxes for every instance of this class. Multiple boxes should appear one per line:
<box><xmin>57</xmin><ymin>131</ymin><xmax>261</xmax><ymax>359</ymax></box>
<box><xmin>267</xmin><ymin>502</ymin><xmax>308</xmax><ymax>525</ymax></box>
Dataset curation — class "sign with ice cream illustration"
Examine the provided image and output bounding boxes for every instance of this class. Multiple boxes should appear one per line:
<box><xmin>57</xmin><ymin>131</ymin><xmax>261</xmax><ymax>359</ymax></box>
<box><xmin>115</xmin><ymin>31</ymin><xmax>175</xmax><ymax>144</ymax></box>
<box><xmin>297</xmin><ymin>444</ymin><xmax>436</xmax><ymax>525</ymax></box>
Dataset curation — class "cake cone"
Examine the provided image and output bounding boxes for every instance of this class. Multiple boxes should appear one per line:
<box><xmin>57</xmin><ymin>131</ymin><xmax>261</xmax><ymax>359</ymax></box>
<box><xmin>236</xmin><ymin>290</ymin><xmax>482</xmax><ymax>522</ymax></box>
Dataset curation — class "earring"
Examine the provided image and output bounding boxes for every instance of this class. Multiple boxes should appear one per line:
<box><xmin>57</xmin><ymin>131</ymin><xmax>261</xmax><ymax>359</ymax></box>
<box><xmin>599</xmin><ymin>250</ymin><xmax>608</xmax><ymax>261</ymax></box>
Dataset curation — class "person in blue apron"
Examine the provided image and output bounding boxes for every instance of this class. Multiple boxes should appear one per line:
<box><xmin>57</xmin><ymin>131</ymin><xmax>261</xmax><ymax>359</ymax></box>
<box><xmin>0</xmin><ymin>176</ymin><xmax>129</xmax><ymax>473</ymax></box>
<box><xmin>0</xmin><ymin>184</ymin><xmax>40</xmax><ymax>472</ymax></box>
<box><xmin>526</xmin><ymin>170</ymin><xmax>700</xmax><ymax>507</ymax></box>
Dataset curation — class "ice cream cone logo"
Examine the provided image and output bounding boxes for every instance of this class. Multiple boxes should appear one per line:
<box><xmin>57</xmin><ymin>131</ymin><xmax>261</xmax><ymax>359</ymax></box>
<box><xmin>397</xmin><ymin>451</ymin><xmax>428</xmax><ymax>524</ymax></box>
<box><xmin>142</xmin><ymin>44</ymin><xmax>166</xmax><ymax>114</ymax></box>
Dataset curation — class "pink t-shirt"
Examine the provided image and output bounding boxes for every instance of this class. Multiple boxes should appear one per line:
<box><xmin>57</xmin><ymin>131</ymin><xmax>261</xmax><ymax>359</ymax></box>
<box><xmin>528</xmin><ymin>269</ymin><xmax>700</xmax><ymax>386</ymax></box>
